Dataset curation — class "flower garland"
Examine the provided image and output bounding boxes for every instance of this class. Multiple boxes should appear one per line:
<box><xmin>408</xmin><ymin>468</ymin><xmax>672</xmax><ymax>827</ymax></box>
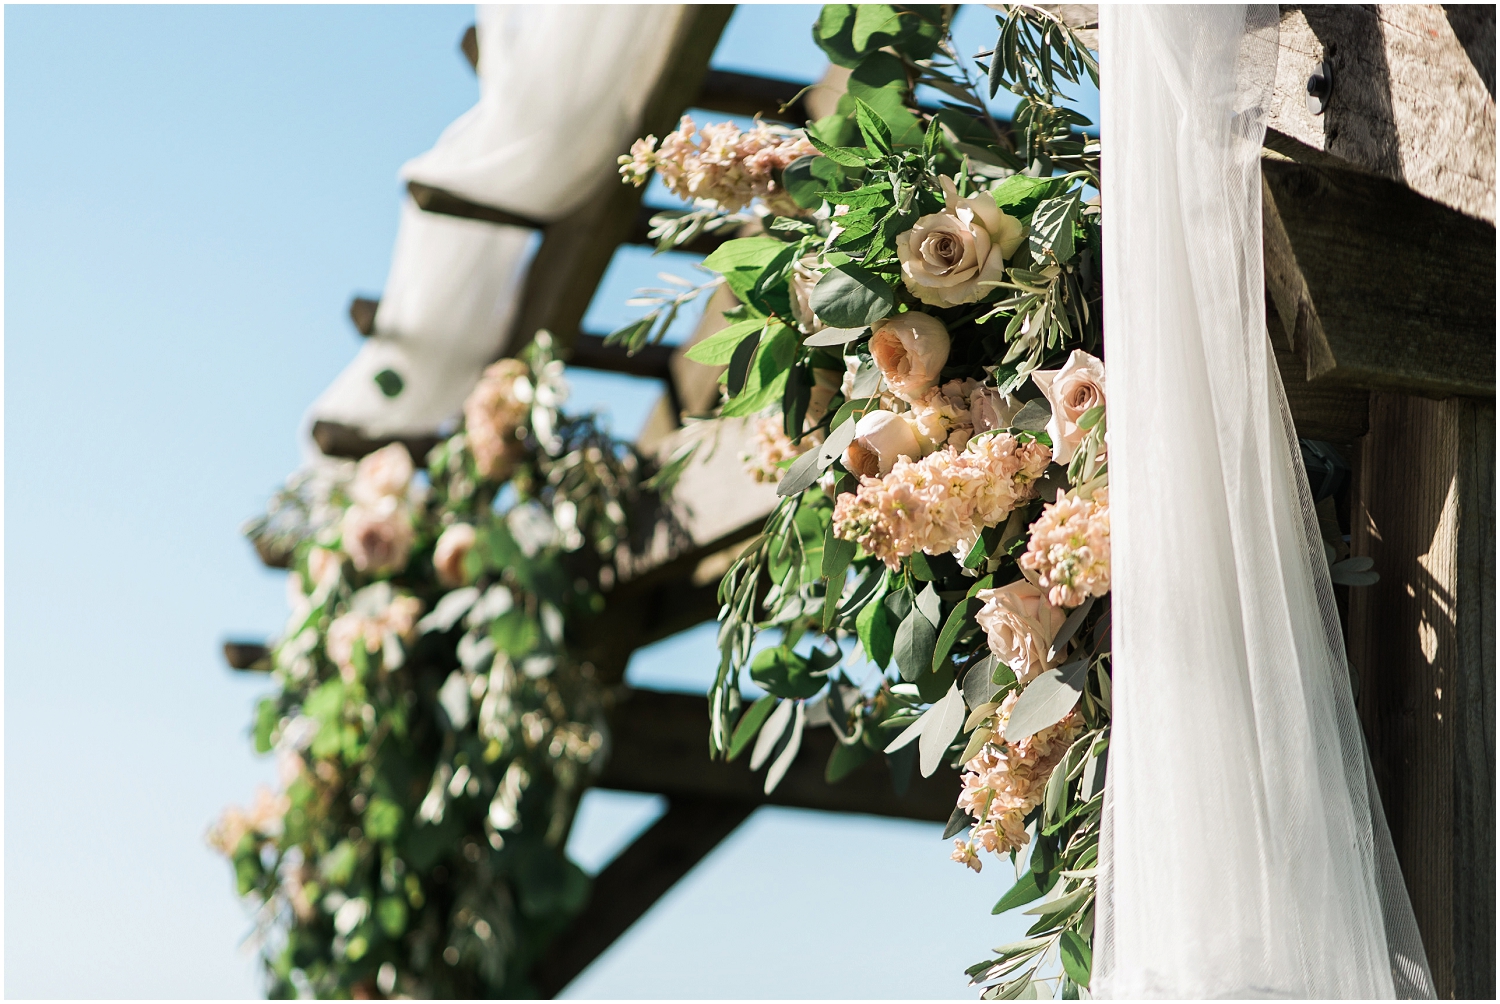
<box><xmin>616</xmin><ymin>6</ymin><xmax>1106</xmax><ymax>998</ymax></box>
<box><xmin>215</xmin><ymin>334</ymin><xmax>642</xmax><ymax>998</ymax></box>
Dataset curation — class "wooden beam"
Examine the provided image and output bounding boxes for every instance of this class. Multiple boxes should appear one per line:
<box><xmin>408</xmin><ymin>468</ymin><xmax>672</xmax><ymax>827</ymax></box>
<box><xmin>598</xmin><ymin>688</ymin><xmax>959</xmax><ymax>823</ymax></box>
<box><xmin>310</xmin><ymin>420</ymin><xmax>441</xmax><ymax>464</ymax></box>
<box><xmin>1348</xmin><ymin>392</ymin><xmax>1495</xmax><ymax>999</ymax></box>
<box><xmin>502</xmin><ymin>7</ymin><xmax>736</xmax><ymax>363</ymax></box>
<box><xmin>406</xmin><ymin>180</ymin><xmax>545</xmax><ymax>230</ymax></box>
<box><xmin>223</xmin><ymin>641</ymin><xmax>271</xmax><ymax>671</ymax></box>
<box><xmin>696</xmin><ymin>68</ymin><xmax>809</xmax><ymax>122</ymax></box>
<box><xmin>569</xmin><ymin>334</ymin><xmax>673</xmax><ymax>381</ymax></box>
<box><xmin>459</xmin><ymin>24</ymin><xmax>478</xmax><ymax>73</ymax></box>
<box><xmin>1261</xmin><ymin>156</ymin><xmax>1495</xmax><ymax>398</ymax></box>
<box><xmin>530</xmin><ymin>796</ymin><xmax>753</xmax><ymax>998</ymax></box>
<box><xmin>348</xmin><ymin>296</ymin><xmax>378</xmax><ymax>337</ymax></box>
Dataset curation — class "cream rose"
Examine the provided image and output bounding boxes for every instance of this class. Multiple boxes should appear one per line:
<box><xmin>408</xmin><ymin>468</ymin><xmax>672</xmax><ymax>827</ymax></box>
<box><xmin>350</xmin><ymin>442</ymin><xmax>414</xmax><ymax>504</ymax></box>
<box><xmin>789</xmin><ymin>255</ymin><xmax>825</xmax><ymax>334</ymax></box>
<box><xmin>1031</xmin><ymin>349</ymin><xmax>1106</xmax><ymax>464</ymax></box>
<box><xmin>843</xmin><ymin>410</ymin><xmax>923</xmax><ymax>478</ymax></box>
<box><xmin>896</xmin><ymin>176</ymin><xmax>1023</xmax><ymax>308</ymax></box>
<box><xmin>974</xmin><ymin>580</ymin><xmax>1067</xmax><ymax>686</ymax></box>
<box><xmin>341</xmin><ymin>496</ymin><xmax>414</xmax><ymax>575</ymax></box>
<box><xmin>433</xmin><ymin>523</ymin><xmax>478</xmax><ymax>588</ymax></box>
<box><xmin>870</xmin><ymin>311</ymin><xmax>951</xmax><ymax>402</ymax></box>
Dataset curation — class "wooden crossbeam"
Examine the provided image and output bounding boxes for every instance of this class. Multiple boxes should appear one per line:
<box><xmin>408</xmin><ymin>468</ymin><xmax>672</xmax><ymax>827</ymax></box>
<box><xmin>530</xmin><ymin>795</ymin><xmax>754</xmax><ymax>997</ymax></box>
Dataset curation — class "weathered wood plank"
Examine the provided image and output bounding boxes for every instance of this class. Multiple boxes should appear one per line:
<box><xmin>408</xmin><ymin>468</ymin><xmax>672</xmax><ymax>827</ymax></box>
<box><xmin>348</xmin><ymin>296</ymin><xmax>379</xmax><ymax>337</ymax></box>
<box><xmin>1269</xmin><ymin>4</ymin><xmax>1495</xmax><ymax>225</ymax></box>
<box><xmin>530</xmin><ymin>796</ymin><xmax>753</xmax><ymax>998</ymax></box>
<box><xmin>598</xmin><ymin>688</ymin><xmax>959</xmax><ymax>823</ymax></box>
<box><xmin>1348</xmin><ymin>392</ymin><xmax>1495</xmax><ymax>999</ymax></box>
<box><xmin>1261</xmin><ymin>156</ymin><xmax>1495</xmax><ymax>397</ymax></box>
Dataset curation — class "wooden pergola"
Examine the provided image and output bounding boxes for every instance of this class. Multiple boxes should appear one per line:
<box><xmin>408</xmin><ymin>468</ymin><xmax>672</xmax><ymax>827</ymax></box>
<box><xmin>229</xmin><ymin>6</ymin><xmax>1494</xmax><ymax>997</ymax></box>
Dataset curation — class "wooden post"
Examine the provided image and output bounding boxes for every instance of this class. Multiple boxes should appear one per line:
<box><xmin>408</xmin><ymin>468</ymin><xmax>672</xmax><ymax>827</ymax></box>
<box><xmin>1349</xmin><ymin>393</ymin><xmax>1495</xmax><ymax>999</ymax></box>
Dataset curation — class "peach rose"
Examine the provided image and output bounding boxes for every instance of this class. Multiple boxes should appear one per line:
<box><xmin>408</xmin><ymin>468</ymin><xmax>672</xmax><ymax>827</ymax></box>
<box><xmin>896</xmin><ymin>176</ymin><xmax>1023</xmax><ymax>308</ymax></box>
<box><xmin>433</xmin><ymin>523</ymin><xmax>477</xmax><ymax>588</ymax></box>
<box><xmin>341</xmin><ymin>497</ymin><xmax>414</xmax><ymax>576</ymax></box>
<box><xmin>1031</xmin><ymin>349</ymin><xmax>1106</xmax><ymax>464</ymax></box>
<box><xmin>350</xmin><ymin>442</ymin><xmax>414</xmax><ymax>504</ymax></box>
<box><xmin>973</xmin><ymin>580</ymin><xmax>1066</xmax><ymax>685</ymax></box>
<box><xmin>844</xmin><ymin>410</ymin><xmax>922</xmax><ymax>478</ymax></box>
<box><xmin>870</xmin><ymin>311</ymin><xmax>950</xmax><ymax>402</ymax></box>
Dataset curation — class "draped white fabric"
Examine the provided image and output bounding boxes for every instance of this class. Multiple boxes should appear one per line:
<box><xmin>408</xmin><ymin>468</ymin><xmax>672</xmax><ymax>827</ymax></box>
<box><xmin>401</xmin><ymin>4</ymin><xmax>685</xmax><ymax>220</ymax></box>
<box><xmin>1095</xmin><ymin>6</ymin><xmax>1434</xmax><ymax>999</ymax></box>
<box><xmin>307</xmin><ymin>5</ymin><xmax>685</xmax><ymax>447</ymax></box>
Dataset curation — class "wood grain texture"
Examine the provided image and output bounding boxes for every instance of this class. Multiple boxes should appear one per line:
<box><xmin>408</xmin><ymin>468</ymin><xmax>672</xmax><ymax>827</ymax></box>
<box><xmin>597</xmin><ymin>688</ymin><xmax>960</xmax><ymax>823</ymax></box>
<box><xmin>1348</xmin><ymin>392</ymin><xmax>1495</xmax><ymax>999</ymax></box>
<box><xmin>1269</xmin><ymin>5</ymin><xmax>1495</xmax><ymax>224</ymax></box>
<box><xmin>1261</xmin><ymin>156</ymin><xmax>1495</xmax><ymax>397</ymax></box>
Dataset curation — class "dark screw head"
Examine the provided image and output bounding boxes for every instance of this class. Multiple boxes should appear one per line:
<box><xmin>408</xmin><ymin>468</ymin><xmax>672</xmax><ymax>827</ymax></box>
<box><xmin>1306</xmin><ymin>61</ymin><xmax>1331</xmax><ymax>115</ymax></box>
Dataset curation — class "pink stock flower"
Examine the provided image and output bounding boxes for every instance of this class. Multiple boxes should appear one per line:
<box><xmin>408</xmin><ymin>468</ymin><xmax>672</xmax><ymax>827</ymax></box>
<box><xmin>1021</xmin><ymin>488</ymin><xmax>1112</xmax><ymax>608</ymax></box>
<box><xmin>464</xmin><ymin>359</ymin><xmax>532</xmax><ymax>482</ymax></box>
<box><xmin>619</xmin><ymin>116</ymin><xmax>816</xmax><ymax>216</ymax></box>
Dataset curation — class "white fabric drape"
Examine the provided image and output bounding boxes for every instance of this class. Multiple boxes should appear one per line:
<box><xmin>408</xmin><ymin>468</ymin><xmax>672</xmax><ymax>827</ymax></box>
<box><xmin>307</xmin><ymin>5</ymin><xmax>685</xmax><ymax>446</ymax></box>
<box><xmin>1096</xmin><ymin>6</ymin><xmax>1433</xmax><ymax>999</ymax></box>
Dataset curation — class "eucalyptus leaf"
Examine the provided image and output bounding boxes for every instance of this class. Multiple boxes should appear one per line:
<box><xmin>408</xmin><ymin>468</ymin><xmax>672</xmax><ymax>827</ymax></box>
<box><xmin>749</xmin><ymin>698</ymin><xmax>794</xmax><ymax>771</ymax></box>
<box><xmin>1010</xmin><ymin>398</ymin><xmax>1052</xmax><ymax>432</ymax></box>
<box><xmin>802</xmin><ymin>325</ymin><xmax>871</xmax><ymax>347</ymax></box>
<box><xmin>915</xmin><ymin>582</ymin><xmax>943</xmax><ymax>627</ymax></box>
<box><xmin>943</xmin><ymin>804</ymin><xmax>973</xmax><ymax>840</ymax></box>
<box><xmin>810</xmin><ymin>264</ymin><xmax>895</xmax><ymax>328</ymax></box>
<box><xmin>763</xmin><ymin>701</ymin><xmax>806</xmax><ymax>794</ymax></box>
<box><xmin>918</xmin><ymin>683</ymin><xmax>966</xmax><ymax>777</ymax></box>
<box><xmin>1004</xmin><ymin>659</ymin><xmax>1089</xmax><ymax>741</ymax></box>
<box><xmin>964</xmin><ymin>654</ymin><xmax>1002</xmax><ymax>708</ymax></box>
<box><xmin>1047</xmin><ymin>595</ymin><xmax>1095</xmax><ymax>663</ymax></box>
<box><xmin>893</xmin><ymin>606</ymin><xmax>938</xmax><ymax>683</ymax></box>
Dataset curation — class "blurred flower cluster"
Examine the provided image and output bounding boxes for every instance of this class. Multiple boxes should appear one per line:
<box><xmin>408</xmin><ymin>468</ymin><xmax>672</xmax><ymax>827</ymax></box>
<box><xmin>219</xmin><ymin>333</ymin><xmax>642</xmax><ymax>998</ymax></box>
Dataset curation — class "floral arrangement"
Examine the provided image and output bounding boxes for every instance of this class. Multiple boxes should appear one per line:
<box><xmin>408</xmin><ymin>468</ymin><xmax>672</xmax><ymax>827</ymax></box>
<box><xmin>617</xmin><ymin>5</ymin><xmax>1106</xmax><ymax>998</ymax></box>
<box><xmin>214</xmin><ymin>334</ymin><xmax>643</xmax><ymax>998</ymax></box>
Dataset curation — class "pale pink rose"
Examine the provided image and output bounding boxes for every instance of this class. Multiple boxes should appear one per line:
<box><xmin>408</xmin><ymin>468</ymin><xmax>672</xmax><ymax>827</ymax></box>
<box><xmin>789</xmin><ymin>256</ymin><xmax>825</xmax><ymax>334</ymax></box>
<box><xmin>969</xmin><ymin>386</ymin><xmax>1024</xmax><ymax>433</ymax></box>
<box><xmin>351</xmin><ymin>442</ymin><xmax>414</xmax><ymax>504</ymax></box>
<box><xmin>341</xmin><ymin>496</ymin><xmax>414</xmax><ymax>576</ymax></box>
<box><xmin>433</xmin><ymin>523</ymin><xmax>478</xmax><ymax>588</ymax></box>
<box><xmin>1031</xmin><ymin>349</ymin><xmax>1106</xmax><ymax>464</ymax></box>
<box><xmin>844</xmin><ymin>410</ymin><xmax>921</xmax><ymax>478</ymax></box>
<box><xmin>306</xmin><ymin>546</ymin><xmax>342</xmax><ymax>592</ymax></box>
<box><xmin>896</xmin><ymin>176</ymin><xmax>1023</xmax><ymax>308</ymax></box>
<box><xmin>870</xmin><ymin>312</ymin><xmax>950</xmax><ymax>402</ymax></box>
<box><xmin>326</xmin><ymin>589</ymin><xmax>423</xmax><ymax>681</ymax></box>
<box><xmin>973</xmin><ymin>580</ymin><xmax>1067</xmax><ymax>685</ymax></box>
<box><xmin>464</xmin><ymin>359</ymin><xmax>532</xmax><ymax>481</ymax></box>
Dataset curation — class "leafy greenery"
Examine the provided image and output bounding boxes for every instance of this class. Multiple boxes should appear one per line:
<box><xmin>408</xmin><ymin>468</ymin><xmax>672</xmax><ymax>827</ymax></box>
<box><xmin>226</xmin><ymin>335</ymin><xmax>648</xmax><ymax>998</ymax></box>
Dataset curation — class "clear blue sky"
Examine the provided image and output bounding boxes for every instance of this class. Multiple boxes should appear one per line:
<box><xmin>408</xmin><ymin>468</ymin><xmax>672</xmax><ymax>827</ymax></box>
<box><xmin>4</xmin><ymin>6</ymin><xmax>1088</xmax><ymax>997</ymax></box>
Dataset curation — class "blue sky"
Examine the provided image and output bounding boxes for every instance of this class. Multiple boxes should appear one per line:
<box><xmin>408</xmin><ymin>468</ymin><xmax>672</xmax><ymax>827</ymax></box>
<box><xmin>4</xmin><ymin>6</ymin><xmax>1086</xmax><ymax>997</ymax></box>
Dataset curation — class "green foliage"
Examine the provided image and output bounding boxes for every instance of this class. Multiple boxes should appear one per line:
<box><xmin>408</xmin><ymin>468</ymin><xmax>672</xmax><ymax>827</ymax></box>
<box><xmin>223</xmin><ymin>334</ymin><xmax>650</xmax><ymax>998</ymax></box>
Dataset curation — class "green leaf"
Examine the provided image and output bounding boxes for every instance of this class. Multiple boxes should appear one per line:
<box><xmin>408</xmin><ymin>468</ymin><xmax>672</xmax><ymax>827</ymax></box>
<box><xmin>991</xmin><ymin>174</ymin><xmax>1072</xmax><ymax>217</ymax></box>
<box><xmin>852</xmin><ymin>4</ymin><xmax>902</xmax><ymax>50</ymax></box>
<box><xmin>373</xmin><ymin>368</ymin><xmax>404</xmax><ymax>398</ymax></box>
<box><xmin>857</xmin><ymin>582</ymin><xmax>895</xmax><ymax>669</ymax></box>
<box><xmin>993</xmin><ymin>870</ymin><xmax>1054</xmax><ymax>915</ymax></box>
<box><xmin>820</xmin><ymin>181</ymin><xmax>893</xmax><ymax>210</ymax></box>
<box><xmin>376</xmin><ymin>896</ymin><xmax>408</xmax><ymax>938</ymax></box>
<box><xmin>703</xmin><ymin>237</ymin><xmax>797</xmax><ymax>305</ymax></box>
<box><xmin>1028</xmin><ymin>192</ymin><xmax>1082</xmax><ymax>264</ymax></box>
<box><xmin>778</xmin><ymin>417</ymin><xmax>857</xmax><ymax>497</ymax></box>
<box><xmin>806</xmin><ymin>130</ymin><xmax>875</xmax><ymax>167</ymax></box>
<box><xmin>894</xmin><ymin>606</ymin><xmax>938</xmax><ymax>683</ymax></box>
<box><xmin>1076</xmin><ymin>404</ymin><xmax>1105</xmax><ymax>431</ymax></box>
<box><xmin>802</xmin><ymin>325</ymin><xmax>870</xmax><ymax>347</ymax></box>
<box><xmin>822</xmin><ymin>524</ymin><xmax>858</xmax><ymax>582</ymax></box>
<box><xmin>1004</xmin><ymin>659</ymin><xmax>1089</xmax><ymax>741</ymax></box>
<box><xmin>963</xmin><ymin>654</ymin><xmax>1002</xmax><ymax>707</ymax></box>
<box><xmin>853</xmin><ymin>97</ymin><xmax>893</xmax><ymax>156</ymax></box>
<box><xmin>848</xmin><ymin>51</ymin><xmax>924</xmax><ymax>146</ymax></box>
<box><xmin>915</xmin><ymin>582</ymin><xmax>943</xmax><ymax>627</ymax></box>
<box><xmin>722</xmin><ymin>324</ymin><xmax>795</xmax><ymax>417</ymax></box>
<box><xmin>831</xmin><ymin>395</ymin><xmax>879</xmax><ymax>430</ymax></box>
<box><xmin>810</xmin><ymin>264</ymin><xmax>895</xmax><ymax>328</ymax></box>
<box><xmin>683</xmin><ymin>317</ymin><xmax>764</xmax><ymax>366</ymax></box>
<box><xmin>751</xmin><ymin>647</ymin><xmax>830</xmax><ymax>701</ymax></box>
<box><xmin>1059</xmin><ymin>930</ymin><xmax>1093</xmax><ymax>988</ymax></box>
<box><xmin>943</xmin><ymin>804</ymin><xmax>972</xmax><ymax>840</ymax></box>
<box><xmin>917</xmin><ymin>682</ymin><xmax>965</xmax><ymax>777</ymax></box>
<box><xmin>728</xmin><ymin>694</ymin><xmax>778</xmax><ymax>761</ymax></box>
<box><xmin>933</xmin><ymin>597</ymin><xmax>981</xmax><ymax>671</ymax></box>
<box><xmin>783</xmin><ymin>154</ymin><xmax>843</xmax><ymax>210</ymax></box>
<box><xmin>363</xmin><ymin>796</ymin><xmax>403</xmax><ymax>840</ymax></box>
<box><xmin>253</xmin><ymin>698</ymin><xmax>279</xmax><ymax>754</ymax></box>
<box><xmin>826</xmin><ymin>735</ymin><xmax>874</xmax><ymax>783</ymax></box>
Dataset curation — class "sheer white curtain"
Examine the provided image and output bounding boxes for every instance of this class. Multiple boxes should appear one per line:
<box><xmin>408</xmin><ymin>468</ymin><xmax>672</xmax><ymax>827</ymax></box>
<box><xmin>307</xmin><ymin>5</ymin><xmax>685</xmax><ymax>446</ymax></box>
<box><xmin>1096</xmin><ymin>6</ymin><xmax>1433</xmax><ymax>998</ymax></box>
